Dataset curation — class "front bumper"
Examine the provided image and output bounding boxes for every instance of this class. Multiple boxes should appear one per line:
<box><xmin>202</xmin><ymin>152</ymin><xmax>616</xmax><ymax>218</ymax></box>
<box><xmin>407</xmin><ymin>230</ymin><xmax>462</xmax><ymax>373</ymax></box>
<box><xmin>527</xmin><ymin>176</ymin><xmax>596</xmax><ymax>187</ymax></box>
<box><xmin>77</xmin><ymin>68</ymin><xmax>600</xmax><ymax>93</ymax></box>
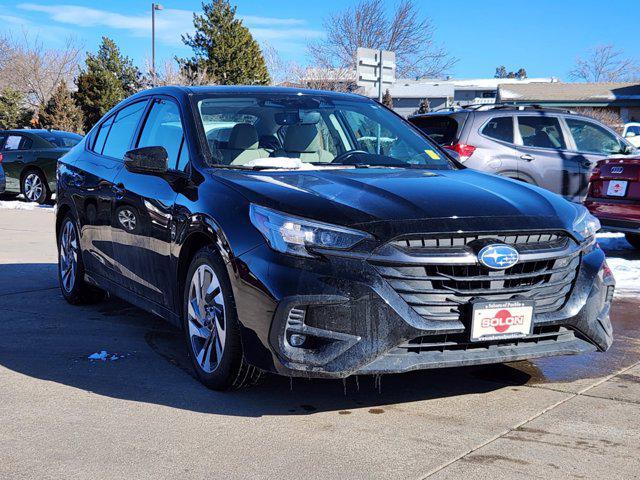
<box><xmin>231</xmin><ymin>241</ymin><xmax>614</xmax><ymax>379</ymax></box>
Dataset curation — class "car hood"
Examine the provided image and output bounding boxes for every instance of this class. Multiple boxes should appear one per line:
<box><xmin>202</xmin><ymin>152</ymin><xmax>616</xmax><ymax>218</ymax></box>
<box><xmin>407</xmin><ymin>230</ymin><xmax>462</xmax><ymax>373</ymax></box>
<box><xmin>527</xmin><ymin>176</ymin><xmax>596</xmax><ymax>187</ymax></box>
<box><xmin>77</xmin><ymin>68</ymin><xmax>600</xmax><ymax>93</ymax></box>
<box><xmin>212</xmin><ymin>167</ymin><xmax>579</xmax><ymax>238</ymax></box>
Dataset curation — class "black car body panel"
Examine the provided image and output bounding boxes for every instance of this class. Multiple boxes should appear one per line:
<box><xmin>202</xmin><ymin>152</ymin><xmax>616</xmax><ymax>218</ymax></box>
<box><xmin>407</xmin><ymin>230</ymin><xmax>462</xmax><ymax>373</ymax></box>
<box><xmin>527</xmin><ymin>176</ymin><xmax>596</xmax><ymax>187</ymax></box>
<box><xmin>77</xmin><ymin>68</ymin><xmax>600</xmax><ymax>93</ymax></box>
<box><xmin>0</xmin><ymin>129</ymin><xmax>82</xmax><ymax>194</ymax></box>
<box><xmin>56</xmin><ymin>86</ymin><xmax>614</xmax><ymax>380</ymax></box>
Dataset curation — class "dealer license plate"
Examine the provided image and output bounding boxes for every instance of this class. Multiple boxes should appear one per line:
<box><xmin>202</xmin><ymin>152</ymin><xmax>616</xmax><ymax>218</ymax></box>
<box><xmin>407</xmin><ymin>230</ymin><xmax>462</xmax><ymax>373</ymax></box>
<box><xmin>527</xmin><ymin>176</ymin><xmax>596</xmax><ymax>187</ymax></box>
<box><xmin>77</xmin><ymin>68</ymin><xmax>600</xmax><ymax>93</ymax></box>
<box><xmin>470</xmin><ymin>300</ymin><xmax>534</xmax><ymax>342</ymax></box>
<box><xmin>607</xmin><ymin>180</ymin><xmax>627</xmax><ymax>197</ymax></box>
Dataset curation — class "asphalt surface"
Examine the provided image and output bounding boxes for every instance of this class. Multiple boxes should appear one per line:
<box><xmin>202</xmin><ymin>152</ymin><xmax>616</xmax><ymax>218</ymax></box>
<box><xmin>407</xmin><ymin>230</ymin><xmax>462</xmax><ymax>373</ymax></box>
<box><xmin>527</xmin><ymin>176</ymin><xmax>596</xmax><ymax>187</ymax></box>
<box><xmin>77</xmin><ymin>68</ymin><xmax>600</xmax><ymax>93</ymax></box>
<box><xmin>1</xmin><ymin>206</ymin><xmax>639</xmax><ymax>480</ymax></box>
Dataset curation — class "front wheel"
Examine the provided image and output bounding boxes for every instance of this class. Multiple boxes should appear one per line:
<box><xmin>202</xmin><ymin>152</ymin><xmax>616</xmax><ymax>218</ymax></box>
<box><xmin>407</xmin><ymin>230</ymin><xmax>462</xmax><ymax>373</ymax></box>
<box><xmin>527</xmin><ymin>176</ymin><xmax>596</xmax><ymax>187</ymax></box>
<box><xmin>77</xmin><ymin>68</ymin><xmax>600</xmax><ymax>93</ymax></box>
<box><xmin>183</xmin><ymin>246</ymin><xmax>260</xmax><ymax>390</ymax></box>
<box><xmin>625</xmin><ymin>233</ymin><xmax>640</xmax><ymax>250</ymax></box>
<box><xmin>22</xmin><ymin>170</ymin><xmax>51</xmax><ymax>204</ymax></box>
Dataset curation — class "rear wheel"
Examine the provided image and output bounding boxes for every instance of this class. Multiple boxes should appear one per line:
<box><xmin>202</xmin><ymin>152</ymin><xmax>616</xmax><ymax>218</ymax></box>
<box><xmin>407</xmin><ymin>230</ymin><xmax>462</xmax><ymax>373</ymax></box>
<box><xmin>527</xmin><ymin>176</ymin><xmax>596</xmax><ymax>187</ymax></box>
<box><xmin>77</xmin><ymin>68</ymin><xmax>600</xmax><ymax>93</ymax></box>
<box><xmin>625</xmin><ymin>233</ymin><xmax>640</xmax><ymax>250</ymax></box>
<box><xmin>22</xmin><ymin>170</ymin><xmax>51</xmax><ymax>204</ymax></box>
<box><xmin>58</xmin><ymin>214</ymin><xmax>104</xmax><ymax>304</ymax></box>
<box><xmin>183</xmin><ymin>246</ymin><xmax>260</xmax><ymax>390</ymax></box>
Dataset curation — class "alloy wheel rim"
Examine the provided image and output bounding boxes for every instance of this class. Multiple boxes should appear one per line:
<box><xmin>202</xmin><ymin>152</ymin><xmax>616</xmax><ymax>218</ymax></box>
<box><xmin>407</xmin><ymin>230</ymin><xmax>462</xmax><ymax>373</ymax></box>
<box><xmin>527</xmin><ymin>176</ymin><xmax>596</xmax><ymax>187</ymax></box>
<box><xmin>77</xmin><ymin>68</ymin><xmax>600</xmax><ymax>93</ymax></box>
<box><xmin>59</xmin><ymin>220</ymin><xmax>78</xmax><ymax>293</ymax></box>
<box><xmin>118</xmin><ymin>209</ymin><xmax>137</xmax><ymax>231</ymax></box>
<box><xmin>187</xmin><ymin>264</ymin><xmax>226</xmax><ymax>373</ymax></box>
<box><xmin>24</xmin><ymin>173</ymin><xmax>43</xmax><ymax>202</ymax></box>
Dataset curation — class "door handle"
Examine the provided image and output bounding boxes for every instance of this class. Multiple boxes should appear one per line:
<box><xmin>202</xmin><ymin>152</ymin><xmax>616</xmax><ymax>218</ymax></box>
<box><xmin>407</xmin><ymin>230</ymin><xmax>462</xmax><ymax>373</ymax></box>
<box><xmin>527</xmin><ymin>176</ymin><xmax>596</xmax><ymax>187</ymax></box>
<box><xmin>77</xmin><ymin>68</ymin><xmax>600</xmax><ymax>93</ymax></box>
<box><xmin>520</xmin><ymin>154</ymin><xmax>535</xmax><ymax>161</ymax></box>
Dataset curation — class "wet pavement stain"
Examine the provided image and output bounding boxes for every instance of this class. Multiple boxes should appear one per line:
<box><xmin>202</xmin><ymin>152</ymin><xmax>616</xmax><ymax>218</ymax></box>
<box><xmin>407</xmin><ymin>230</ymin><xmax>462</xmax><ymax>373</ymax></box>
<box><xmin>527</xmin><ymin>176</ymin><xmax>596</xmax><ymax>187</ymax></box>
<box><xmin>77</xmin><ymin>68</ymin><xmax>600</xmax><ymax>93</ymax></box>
<box><xmin>368</xmin><ymin>408</ymin><xmax>384</xmax><ymax>414</ymax></box>
<box><xmin>338</xmin><ymin>410</ymin><xmax>352</xmax><ymax>415</ymax></box>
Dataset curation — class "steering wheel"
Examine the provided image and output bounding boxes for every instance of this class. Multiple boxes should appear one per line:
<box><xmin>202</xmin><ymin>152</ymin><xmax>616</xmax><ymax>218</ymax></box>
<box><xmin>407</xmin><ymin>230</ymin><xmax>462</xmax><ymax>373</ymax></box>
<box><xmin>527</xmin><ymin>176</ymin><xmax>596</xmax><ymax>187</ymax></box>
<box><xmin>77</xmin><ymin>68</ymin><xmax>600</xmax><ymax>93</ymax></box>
<box><xmin>330</xmin><ymin>150</ymin><xmax>370</xmax><ymax>165</ymax></box>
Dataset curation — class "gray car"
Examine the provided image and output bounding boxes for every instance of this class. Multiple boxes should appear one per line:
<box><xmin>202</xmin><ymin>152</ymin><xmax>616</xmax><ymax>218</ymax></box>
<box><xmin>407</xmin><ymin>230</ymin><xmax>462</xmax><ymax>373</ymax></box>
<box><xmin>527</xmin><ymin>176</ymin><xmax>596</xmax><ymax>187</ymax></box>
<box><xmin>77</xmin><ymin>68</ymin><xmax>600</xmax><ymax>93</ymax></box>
<box><xmin>409</xmin><ymin>105</ymin><xmax>637</xmax><ymax>201</ymax></box>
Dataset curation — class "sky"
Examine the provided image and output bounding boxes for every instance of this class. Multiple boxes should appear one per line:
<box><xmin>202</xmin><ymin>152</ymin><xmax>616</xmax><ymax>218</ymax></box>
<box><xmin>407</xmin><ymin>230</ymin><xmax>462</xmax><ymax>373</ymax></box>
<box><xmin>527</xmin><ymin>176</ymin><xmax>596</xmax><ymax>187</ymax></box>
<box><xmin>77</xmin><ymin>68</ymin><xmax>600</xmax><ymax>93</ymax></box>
<box><xmin>1</xmin><ymin>0</ymin><xmax>638</xmax><ymax>80</ymax></box>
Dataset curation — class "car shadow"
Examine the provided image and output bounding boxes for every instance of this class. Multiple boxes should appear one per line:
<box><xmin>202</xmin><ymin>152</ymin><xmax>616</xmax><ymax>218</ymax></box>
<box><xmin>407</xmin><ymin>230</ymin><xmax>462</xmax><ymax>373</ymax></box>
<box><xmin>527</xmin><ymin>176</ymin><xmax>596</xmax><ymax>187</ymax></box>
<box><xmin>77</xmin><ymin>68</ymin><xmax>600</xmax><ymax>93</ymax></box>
<box><xmin>0</xmin><ymin>263</ymin><xmax>537</xmax><ymax>418</ymax></box>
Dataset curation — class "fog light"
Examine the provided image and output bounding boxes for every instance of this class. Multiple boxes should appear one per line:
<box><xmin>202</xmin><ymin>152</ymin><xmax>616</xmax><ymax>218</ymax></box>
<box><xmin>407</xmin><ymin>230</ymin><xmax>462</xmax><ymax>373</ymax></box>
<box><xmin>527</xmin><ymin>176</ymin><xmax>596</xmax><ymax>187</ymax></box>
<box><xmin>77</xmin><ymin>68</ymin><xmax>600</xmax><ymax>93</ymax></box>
<box><xmin>289</xmin><ymin>334</ymin><xmax>307</xmax><ymax>347</ymax></box>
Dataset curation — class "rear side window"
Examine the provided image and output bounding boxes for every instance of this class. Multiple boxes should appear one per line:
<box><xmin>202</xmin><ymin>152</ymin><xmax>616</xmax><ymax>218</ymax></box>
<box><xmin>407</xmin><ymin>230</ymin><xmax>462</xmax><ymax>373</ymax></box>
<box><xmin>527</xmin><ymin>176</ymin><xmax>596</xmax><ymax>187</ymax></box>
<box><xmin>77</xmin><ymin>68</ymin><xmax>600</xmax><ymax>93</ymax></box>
<box><xmin>3</xmin><ymin>135</ymin><xmax>31</xmax><ymax>150</ymax></box>
<box><xmin>481</xmin><ymin>116</ymin><xmax>513</xmax><ymax>143</ymax></box>
<box><xmin>410</xmin><ymin>116</ymin><xmax>459</xmax><ymax>145</ymax></box>
<box><xmin>628</xmin><ymin>125</ymin><xmax>640</xmax><ymax>135</ymax></box>
<box><xmin>40</xmin><ymin>134</ymin><xmax>81</xmax><ymax>148</ymax></box>
<box><xmin>566</xmin><ymin>118</ymin><xmax>622</xmax><ymax>155</ymax></box>
<box><xmin>517</xmin><ymin>116</ymin><xmax>566</xmax><ymax>150</ymax></box>
<box><xmin>93</xmin><ymin>116</ymin><xmax>114</xmax><ymax>154</ymax></box>
<box><xmin>137</xmin><ymin>99</ymin><xmax>184</xmax><ymax>169</ymax></box>
<box><xmin>101</xmin><ymin>101</ymin><xmax>147</xmax><ymax>159</ymax></box>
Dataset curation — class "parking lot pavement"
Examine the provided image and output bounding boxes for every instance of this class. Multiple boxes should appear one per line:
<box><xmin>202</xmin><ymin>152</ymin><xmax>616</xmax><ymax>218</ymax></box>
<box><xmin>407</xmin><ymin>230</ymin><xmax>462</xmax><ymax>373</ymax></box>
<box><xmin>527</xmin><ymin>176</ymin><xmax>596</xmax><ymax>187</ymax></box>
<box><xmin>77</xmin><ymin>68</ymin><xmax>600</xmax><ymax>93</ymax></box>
<box><xmin>1</xmin><ymin>207</ymin><xmax>639</xmax><ymax>480</ymax></box>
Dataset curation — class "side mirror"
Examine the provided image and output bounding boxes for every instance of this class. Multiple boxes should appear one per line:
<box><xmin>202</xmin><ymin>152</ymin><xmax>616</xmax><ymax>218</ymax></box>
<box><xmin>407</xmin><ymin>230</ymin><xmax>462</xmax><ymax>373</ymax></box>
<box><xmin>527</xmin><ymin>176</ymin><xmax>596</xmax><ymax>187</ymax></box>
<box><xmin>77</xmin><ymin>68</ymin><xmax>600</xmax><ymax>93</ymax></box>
<box><xmin>124</xmin><ymin>146</ymin><xmax>168</xmax><ymax>175</ymax></box>
<box><xmin>625</xmin><ymin>131</ymin><xmax>636</xmax><ymax>138</ymax></box>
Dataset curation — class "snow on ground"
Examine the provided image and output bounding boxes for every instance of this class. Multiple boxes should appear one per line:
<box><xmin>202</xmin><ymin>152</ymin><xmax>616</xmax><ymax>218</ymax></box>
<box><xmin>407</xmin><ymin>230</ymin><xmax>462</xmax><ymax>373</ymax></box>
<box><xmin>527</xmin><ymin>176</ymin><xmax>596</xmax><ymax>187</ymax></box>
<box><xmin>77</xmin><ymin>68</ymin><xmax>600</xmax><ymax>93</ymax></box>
<box><xmin>0</xmin><ymin>200</ymin><xmax>54</xmax><ymax>211</ymax></box>
<box><xmin>88</xmin><ymin>351</ymin><xmax>124</xmax><ymax>361</ymax></box>
<box><xmin>597</xmin><ymin>232</ymin><xmax>640</xmax><ymax>297</ymax></box>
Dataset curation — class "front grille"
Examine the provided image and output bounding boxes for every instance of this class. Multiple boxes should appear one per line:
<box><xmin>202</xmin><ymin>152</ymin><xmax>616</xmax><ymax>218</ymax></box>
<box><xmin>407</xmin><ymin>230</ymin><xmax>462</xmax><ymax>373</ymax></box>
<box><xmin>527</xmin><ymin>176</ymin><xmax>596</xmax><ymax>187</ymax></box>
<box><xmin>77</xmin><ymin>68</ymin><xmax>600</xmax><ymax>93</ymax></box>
<box><xmin>394</xmin><ymin>326</ymin><xmax>574</xmax><ymax>354</ymax></box>
<box><xmin>391</xmin><ymin>232</ymin><xmax>568</xmax><ymax>252</ymax></box>
<box><xmin>374</xmin><ymin>232</ymin><xmax>580</xmax><ymax>321</ymax></box>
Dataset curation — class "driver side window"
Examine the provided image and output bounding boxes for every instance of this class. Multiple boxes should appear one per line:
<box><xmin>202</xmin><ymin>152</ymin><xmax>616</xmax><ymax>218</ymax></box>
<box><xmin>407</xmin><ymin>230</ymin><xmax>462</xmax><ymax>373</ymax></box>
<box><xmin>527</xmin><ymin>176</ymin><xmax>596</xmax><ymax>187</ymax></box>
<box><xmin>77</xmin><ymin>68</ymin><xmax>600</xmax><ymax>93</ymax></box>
<box><xmin>566</xmin><ymin>118</ymin><xmax>622</xmax><ymax>155</ymax></box>
<box><xmin>137</xmin><ymin>99</ymin><xmax>188</xmax><ymax>170</ymax></box>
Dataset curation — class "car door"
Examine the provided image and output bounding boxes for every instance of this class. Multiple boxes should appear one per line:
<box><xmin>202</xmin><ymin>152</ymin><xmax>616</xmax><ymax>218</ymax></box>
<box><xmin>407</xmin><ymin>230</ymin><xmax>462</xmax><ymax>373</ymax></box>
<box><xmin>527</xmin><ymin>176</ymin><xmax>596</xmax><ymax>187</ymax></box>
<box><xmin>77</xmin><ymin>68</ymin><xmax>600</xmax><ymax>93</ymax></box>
<box><xmin>71</xmin><ymin>100</ymin><xmax>149</xmax><ymax>283</ymax></box>
<box><xmin>111</xmin><ymin>96</ymin><xmax>185</xmax><ymax>309</ymax></box>
<box><xmin>515</xmin><ymin>114</ymin><xmax>583</xmax><ymax>201</ymax></box>
<box><xmin>564</xmin><ymin>117</ymin><xmax>629</xmax><ymax>199</ymax></box>
<box><xmin>1</xmin><ymin>134</ymin><xmax>33</xmax><ymax>192</ymax></box>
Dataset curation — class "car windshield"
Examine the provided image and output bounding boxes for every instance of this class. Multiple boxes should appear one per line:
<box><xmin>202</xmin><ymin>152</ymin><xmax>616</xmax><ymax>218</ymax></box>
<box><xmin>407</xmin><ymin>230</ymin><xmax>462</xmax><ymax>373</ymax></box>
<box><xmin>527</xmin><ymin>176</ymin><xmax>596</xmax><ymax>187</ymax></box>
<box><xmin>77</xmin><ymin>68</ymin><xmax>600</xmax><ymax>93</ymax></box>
<box><xmin>195</xmin><ymin>93</ymin><xmax>457</xmax><ymax>170</ymax></box>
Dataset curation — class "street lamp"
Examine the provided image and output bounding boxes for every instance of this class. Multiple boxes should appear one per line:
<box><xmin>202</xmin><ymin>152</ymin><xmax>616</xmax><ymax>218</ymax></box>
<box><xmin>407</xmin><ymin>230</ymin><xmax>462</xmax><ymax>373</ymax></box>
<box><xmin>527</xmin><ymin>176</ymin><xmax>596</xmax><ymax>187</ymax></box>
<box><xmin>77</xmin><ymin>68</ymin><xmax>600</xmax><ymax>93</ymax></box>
<box><xmin>151</xmin><ymin>3</ymin><xmax>164</xmax><ymax>87</ymax></box>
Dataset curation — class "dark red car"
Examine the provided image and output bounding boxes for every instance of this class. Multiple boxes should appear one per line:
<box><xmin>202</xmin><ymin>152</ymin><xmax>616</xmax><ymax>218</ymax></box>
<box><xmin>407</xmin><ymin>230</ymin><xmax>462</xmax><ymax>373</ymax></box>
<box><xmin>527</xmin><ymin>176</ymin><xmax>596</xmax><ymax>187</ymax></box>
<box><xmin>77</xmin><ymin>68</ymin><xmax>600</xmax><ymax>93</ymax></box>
<box><xmin>585</xmin><ymin>157</ymin><xmax>640</xmax><ymax>249</ymax></box>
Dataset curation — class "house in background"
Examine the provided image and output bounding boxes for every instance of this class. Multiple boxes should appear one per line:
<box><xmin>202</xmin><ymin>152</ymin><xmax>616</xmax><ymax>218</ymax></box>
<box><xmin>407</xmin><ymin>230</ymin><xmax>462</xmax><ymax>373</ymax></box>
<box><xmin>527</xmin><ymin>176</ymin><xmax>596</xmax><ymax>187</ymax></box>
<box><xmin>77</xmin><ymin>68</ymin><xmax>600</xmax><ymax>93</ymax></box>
<box><xmin>497</xmin><ymin>82</ymin><xmax>640</xmax><ymax>130</ymax></box>
<box><xmin>383</xmin><ymin>77</ymin><xmax>557</xmax><ymax>117</ymax></box>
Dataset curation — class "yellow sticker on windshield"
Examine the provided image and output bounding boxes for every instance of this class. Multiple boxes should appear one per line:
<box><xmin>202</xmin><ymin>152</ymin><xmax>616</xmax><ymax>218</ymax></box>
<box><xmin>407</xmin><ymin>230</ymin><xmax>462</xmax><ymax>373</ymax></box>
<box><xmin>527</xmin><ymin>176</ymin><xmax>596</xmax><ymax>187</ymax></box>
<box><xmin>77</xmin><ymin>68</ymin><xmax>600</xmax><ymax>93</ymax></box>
<box><xmin>424</xmin><ymin>149</ymin><xmax>441</xmax><ymax>160</ymax></box>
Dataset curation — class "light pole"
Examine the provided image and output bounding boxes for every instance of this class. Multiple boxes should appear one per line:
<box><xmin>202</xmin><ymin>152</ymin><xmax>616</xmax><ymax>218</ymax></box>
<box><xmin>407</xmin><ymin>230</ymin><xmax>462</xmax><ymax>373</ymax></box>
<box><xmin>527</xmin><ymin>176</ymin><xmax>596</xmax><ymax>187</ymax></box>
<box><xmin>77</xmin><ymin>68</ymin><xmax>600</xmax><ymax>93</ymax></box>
<box><xmin>151</xmin><ymin>3</ymin><xmax>164</xmax><ymax>87</ymax></box>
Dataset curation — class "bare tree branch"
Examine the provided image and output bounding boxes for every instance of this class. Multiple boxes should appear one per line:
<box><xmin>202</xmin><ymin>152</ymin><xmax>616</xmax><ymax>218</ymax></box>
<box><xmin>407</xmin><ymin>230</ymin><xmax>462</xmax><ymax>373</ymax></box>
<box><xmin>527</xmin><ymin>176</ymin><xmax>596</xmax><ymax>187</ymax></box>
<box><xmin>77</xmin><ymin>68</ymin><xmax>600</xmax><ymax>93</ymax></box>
<box><xmin>308</xmin><ymin>0</ymin><xmax>456</xmax><ymax>79</ymax></box>
<box><xmin>0</xmin><ymin>32</ymin><xmax>83</xmax><ymax>109</ymax></box>
<box><xmin>569</xmin><ymin>45</ymin><xmax>639</xmax><ymax>82</ymax></box>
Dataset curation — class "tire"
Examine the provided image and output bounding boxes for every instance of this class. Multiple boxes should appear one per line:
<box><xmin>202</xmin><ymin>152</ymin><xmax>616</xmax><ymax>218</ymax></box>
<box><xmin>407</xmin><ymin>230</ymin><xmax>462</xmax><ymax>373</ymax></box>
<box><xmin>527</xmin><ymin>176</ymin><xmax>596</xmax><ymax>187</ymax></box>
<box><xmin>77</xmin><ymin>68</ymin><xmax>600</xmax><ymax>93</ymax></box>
<box><xmin>22</xmin><ymin>169</ymin><xmax>51</xmax><ymax>204</ymax></box>
<box><xmin>183</xmin><ymin>245</ymin><xmax>261</xmax><ymax>390</ymax></box>
<box><xmin>625</xmin><ymin>233</ymin><xmax>640</xmax><ymax>250</ymax></box>
<box><xmin>58</xmin><ymin>214</ymin><xmax>105</xmax><ymax>304</ymax></box>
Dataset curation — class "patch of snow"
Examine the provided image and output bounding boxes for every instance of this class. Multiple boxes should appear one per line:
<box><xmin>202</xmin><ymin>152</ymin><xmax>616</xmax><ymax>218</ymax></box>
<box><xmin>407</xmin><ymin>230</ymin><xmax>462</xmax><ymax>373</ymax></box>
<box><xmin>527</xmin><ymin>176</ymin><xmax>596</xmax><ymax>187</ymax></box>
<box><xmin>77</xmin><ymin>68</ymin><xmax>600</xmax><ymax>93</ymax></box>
<box><xmin>597</xmin><ymin>232</ymin><xmax>640</xmax><ymax>297</ymax></box>
<box><xmin>88</xmin><ymin>350</ymin><xmax>123</xmax><ymax>361</ymax></box>
<box><xmin>0</xmin><ymin>200</ymin><xmax>54</xmax><ymax>211</ymax></box>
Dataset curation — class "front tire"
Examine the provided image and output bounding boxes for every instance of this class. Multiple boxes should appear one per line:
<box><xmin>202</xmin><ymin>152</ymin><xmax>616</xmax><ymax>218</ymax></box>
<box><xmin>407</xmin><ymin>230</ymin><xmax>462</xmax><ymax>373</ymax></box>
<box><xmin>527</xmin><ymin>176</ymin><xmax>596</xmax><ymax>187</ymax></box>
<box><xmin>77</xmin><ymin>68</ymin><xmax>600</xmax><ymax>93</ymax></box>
<box><xmin>183</xmin><ymin>246</ymin><xmax>260</xmax><ymax>390</ymax></box>
<box><xmin>22</xmin><ymin>170</ymin><xmax>51</xmax><ymax>204</ymax></box>
<box><xmin>625</xmin><ymin>233</ymin><xmax>640</xmax><ymax>250</ymax></box>
<box><xmin>58</xmin><ymin>214</ymin><xmax>104</xmax><ymax>304</ymax></box>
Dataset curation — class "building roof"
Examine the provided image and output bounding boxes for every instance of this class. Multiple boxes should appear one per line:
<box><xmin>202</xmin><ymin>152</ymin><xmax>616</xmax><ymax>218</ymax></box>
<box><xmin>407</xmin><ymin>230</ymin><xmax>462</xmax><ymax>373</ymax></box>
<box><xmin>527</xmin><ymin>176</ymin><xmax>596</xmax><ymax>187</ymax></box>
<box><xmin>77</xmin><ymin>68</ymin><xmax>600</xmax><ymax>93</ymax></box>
<box><xmin>498</xmin><ymin>82</ymin><xmax>640</xmax><ymax>104</ymax></box>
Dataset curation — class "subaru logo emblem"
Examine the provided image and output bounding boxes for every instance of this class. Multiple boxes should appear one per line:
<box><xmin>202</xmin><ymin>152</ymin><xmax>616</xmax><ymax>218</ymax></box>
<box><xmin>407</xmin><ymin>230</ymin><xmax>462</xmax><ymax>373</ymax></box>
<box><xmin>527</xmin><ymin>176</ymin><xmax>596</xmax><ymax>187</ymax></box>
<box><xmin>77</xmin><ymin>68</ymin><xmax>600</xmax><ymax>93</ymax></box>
<box><xmin>478</xmin><ymin>244</ymin><xmax>519</xmax><ymax>270</ymax></box>
<box><xmin>611</xmin><ymin>166</ymin><xmax>624</xmax><ymax>174</ymax></box>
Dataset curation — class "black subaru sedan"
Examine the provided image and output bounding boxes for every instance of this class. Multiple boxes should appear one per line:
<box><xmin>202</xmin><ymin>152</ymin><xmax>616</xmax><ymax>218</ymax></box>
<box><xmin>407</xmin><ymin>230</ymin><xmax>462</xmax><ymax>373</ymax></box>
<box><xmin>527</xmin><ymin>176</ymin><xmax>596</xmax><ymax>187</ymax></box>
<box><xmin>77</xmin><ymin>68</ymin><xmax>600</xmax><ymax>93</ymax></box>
<box><xmin>56</xmin><ymin>86</ymin><xmax>614</xmax><ymax>390</ymax></box>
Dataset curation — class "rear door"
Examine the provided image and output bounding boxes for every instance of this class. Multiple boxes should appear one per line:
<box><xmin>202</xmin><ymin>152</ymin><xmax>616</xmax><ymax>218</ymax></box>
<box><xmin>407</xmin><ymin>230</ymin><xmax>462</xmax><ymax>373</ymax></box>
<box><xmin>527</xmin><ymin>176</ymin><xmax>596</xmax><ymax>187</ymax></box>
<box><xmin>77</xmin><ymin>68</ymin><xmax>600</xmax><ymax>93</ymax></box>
<box><xmin>1</xmin><ymin>134</ymin><xmax>33</xmax><ymax>192</ymax></box>
<box><xmin>564</xmin><ymin>117</ymin><xmax>628</xmax><ymax>199</ymax></box>
<box><xmin>515</xmin><ymin>114</ymin><xmax>583</xmax><ymax>200</ymax></box>
<box><xmin>111</xmin><ymin>96</ymin><xmax>185</xmax><ymax>309</ymax></box>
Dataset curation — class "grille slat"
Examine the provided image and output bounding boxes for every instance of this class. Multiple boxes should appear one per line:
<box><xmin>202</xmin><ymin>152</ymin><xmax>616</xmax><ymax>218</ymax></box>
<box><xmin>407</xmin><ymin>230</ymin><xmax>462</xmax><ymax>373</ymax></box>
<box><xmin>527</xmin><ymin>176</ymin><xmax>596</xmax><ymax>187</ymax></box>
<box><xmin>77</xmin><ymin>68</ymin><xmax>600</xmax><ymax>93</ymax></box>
<box><xmin>376</xmin><ymin>231</ymin><xmax>579</xmax><ymax>321</ymax></box>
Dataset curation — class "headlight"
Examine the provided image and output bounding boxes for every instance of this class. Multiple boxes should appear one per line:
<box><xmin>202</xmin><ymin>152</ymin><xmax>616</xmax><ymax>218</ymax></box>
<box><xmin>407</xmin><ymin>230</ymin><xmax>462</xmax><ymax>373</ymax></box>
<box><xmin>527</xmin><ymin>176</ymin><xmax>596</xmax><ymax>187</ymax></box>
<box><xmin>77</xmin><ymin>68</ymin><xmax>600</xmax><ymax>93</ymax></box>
<box><xmin>572</xmin><ymin>205</ymin><xmax>601</xmax><ymax>241</ymax></box>
<box><xmin>249</xmin><ymin>204</ymin><xmax>371</xmax><ymax>257</ymax></box>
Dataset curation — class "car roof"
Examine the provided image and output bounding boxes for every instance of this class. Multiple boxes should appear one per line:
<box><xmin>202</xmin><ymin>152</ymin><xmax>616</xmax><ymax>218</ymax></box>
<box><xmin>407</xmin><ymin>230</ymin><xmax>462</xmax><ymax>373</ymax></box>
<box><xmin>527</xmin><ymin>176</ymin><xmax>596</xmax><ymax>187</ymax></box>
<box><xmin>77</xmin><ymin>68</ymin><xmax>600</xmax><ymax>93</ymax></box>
<box><xmin>0</xmin><ymin>129</ymin><xmax>81</xmax><ymax>137</ymax></box>
<box><xmin>127</xmin><ymin>85</ymin><xmax>368</xmax><ymax>102</ymax></box>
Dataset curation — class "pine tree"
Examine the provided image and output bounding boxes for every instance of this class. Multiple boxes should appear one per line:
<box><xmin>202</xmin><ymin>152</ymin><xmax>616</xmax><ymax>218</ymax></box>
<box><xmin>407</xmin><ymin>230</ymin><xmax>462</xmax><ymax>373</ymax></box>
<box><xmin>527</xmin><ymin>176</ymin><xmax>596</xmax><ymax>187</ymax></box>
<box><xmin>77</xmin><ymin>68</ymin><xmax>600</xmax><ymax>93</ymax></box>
<box><xmin>494</xmin><ymin>66</ymin><xmax>508</xmax><ymax>78</ymax></box>
<box><xmin>416</xmin><ymin>98</ymin><xmax>431</xmax><ymax>114</ymax></box>
<box><xmin>40</xmin><ymin>82</ymin><xmax>84</xmax><ymax>133</ymax></box>
<box><xmin>382</xmin><ymin>89</ymin><xmax>393</xmax><ymax>108</ymax></box>
<box><xmin>74</xmin><ymin>37</ymin><xmax>142</xmax><ymax>131</ymax></box>
<box><xmin>179</xmin><ymin>0</ymin><xmax>270</xmax><ymax>85</ymax></box>
<box><xmin>0</xmin><ymin>88</ymin><xmax>28</xmax><ymax>129</ymax></box>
